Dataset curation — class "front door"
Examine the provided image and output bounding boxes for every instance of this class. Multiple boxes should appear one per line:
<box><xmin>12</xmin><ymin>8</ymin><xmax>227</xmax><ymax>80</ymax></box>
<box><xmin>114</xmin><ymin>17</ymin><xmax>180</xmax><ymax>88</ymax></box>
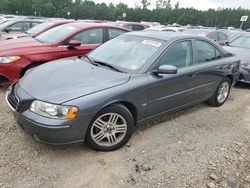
<box><xmin>61</xmin><ymin>28</ymin><xmax>104</xmax><ymax>58</ymax></box>
<box><xmin>147</xmin><ymin>40</ymin><xmax>198</xmax><ymax>117</ymax></box>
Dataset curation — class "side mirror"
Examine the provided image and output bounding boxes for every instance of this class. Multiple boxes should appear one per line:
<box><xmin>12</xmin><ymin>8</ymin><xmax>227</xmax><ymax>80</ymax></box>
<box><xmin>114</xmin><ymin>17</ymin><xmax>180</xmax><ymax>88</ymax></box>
<box><xmin>152</xmin><ymin>65</ymin><xmax>178</xmax><ymax>75</ymax></box>
<box><xmin>4</xmin><ymin>28</ymin><xmax>11</xmax><ymax>33</ymax></box>
<box><xmin>67</xmin><ymin>40</ymin><xmax>81</xmax><ymax>49</ymax></box>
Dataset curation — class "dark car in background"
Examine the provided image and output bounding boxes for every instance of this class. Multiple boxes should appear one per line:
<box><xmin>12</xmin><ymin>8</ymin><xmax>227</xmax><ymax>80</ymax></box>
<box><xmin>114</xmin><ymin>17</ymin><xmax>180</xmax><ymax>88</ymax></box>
<box><xmin>0</xmin><ymin>20</ymin><xmax>74</xmax><ymax>40</ymax></box>
<box><xmin>185</xmin><ymin>29</ymin><xmax>228</xmax><ymax>45</ymax></box>
<box><xmin>6</xmin><ymin>32</ymin><xmax>239</xmax><ymax>151</ymax></box>
<box><xmin>115</xmin><ymin>21</ymin><xmax>149</xmax><ymax>31</ymax></box>
<box><xmin>0</xmin><ymin>20</ymin><xmax>42</xmax><ymax>35</ymax></box>
<box><xmin>0</xmin><ymin>23</ymin><xmax>131</xmax><ymax>88</ymax></box>
<box><xmin>224</xmin><ymin>34</ymin><xmax>250</xmax><ymax>83</ymax></box>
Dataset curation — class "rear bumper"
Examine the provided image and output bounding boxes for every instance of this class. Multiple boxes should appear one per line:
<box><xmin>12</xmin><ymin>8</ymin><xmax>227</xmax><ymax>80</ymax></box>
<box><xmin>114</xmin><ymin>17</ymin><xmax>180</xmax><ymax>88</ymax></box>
<box><xmin>239</xmin><ymin>67</ymin><xmax>250</xmax><ymax>83</ymax></box>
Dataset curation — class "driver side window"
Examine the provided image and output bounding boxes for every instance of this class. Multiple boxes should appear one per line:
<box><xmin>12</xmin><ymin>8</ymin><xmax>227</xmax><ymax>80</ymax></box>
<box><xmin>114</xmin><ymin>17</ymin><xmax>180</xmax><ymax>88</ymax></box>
<box><xmin>69</xmin><ymin>28</ymin><xmax>103</xmax><ymax>45</ymax></box>
<box><xmin>158</xmin><ymin>41</ymin><xmax>193</xmax><ymax>68</ymax></box>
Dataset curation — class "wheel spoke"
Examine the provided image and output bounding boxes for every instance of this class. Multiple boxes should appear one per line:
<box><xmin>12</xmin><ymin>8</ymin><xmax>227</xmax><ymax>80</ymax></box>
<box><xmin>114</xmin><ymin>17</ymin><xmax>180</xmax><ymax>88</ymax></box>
<box><xmin>93</xmin><ymin>119</ymin><xmax>105</xmax><ymax>130</ymax></box>
<box><xmin>115</xmin><ymin>124</ymin><xmax>127</xmax><ymax>133</ymax></box>
<box><xmin>93</xmin><ymin>131</ymin><xmax>105</xmax><ymax>143</ymax></box>
<box><xmin>109</xmin><ymin>114</ymin><xmax>119</xmax><ymax>124</ymax></box>
<box><xmin>107</xmin><ymin>134</ymin><xmax>117</xmax><ymax>144</ymax></box>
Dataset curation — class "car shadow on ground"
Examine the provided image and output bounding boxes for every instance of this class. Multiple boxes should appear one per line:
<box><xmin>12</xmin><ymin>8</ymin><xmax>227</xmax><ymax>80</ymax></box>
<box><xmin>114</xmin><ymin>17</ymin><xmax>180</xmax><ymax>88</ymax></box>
<box><xmin>234</xmin><ymin>82</ymin><xmax>250</xmax><ymax>90</ymax></box>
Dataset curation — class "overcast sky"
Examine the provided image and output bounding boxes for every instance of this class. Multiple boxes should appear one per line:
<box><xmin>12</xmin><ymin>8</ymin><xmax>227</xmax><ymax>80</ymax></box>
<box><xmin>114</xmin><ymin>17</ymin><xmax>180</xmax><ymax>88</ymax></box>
<box><xmin>93</xmin><ymin>0</ymin><xmax>250</xmax><ymax>10</ymax></box>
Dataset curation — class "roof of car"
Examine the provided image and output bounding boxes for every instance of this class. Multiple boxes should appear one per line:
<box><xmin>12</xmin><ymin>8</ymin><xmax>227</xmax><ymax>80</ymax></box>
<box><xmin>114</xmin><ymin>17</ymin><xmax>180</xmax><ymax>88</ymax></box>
<box><xmin>60</xmin><ymin>22</ymin><xmax>131</xmax><ymax>31</ymax></box>
<box><xmin>125</xmin><ymin>31</ymin><xmax>197</xmax><ymax>41</ymax></box>
<box><xmin>185</xmin><ymin>29</ymin><xmax>219</xmax><ymax>34</ymax></box>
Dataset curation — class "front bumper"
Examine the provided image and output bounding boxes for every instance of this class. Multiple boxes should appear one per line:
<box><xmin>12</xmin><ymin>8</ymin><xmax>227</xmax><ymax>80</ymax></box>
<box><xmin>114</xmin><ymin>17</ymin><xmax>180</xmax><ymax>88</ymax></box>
<box><xmin>6</xmin><ymin>84</ymin><xmax>95</xmax><ymax>145</ymax></box>
<box><xmin>15</xmin><ymin>112</ymin><xmax>93</xmax><ymax>145</ymax></box>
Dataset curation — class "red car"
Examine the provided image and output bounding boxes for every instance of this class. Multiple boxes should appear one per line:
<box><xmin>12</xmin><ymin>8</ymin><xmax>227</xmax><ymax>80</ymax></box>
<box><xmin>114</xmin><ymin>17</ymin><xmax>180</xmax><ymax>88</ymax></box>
<box><xmin>0</xmin><ymin>23</ymin><xmax>131</xmax><ymax>88</ymax></box>
<box><xmin>0</xmin><ymin>20</ymin><xmax>74</xmax><ymax>40</ymax></box>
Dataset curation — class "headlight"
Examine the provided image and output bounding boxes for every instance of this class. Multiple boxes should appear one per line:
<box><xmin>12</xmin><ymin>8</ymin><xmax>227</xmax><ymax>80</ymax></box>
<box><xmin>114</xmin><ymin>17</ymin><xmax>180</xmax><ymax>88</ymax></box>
<box><xmin>0</xmin><ymin>56</ymin><xmax>21</xmax><ymax>63</ymax></box>
<box><xmin>30</xmin><ymin>100</ymin><xmax>79</xmax><ymax>119</ymax></box>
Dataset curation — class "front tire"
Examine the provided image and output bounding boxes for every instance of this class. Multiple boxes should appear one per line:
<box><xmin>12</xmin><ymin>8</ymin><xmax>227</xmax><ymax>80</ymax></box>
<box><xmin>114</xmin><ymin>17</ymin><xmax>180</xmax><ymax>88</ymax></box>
<box><xmin>208</xmin><ymin>77</ymin><xmax>231</xmax><ymax>107</ymax></box>
<box><xmin>85</xmin><ymin>104</ymin><xmax>134</xmax><ymax>151</ymax></box>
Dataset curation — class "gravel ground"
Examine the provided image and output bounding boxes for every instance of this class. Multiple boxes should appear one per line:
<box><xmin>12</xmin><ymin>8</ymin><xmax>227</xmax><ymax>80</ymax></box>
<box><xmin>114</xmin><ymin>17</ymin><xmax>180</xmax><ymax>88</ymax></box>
<box><xmin>0</xmin><ymin>84</ymin><xmax>249</xmax><ymax>188</ymax></box>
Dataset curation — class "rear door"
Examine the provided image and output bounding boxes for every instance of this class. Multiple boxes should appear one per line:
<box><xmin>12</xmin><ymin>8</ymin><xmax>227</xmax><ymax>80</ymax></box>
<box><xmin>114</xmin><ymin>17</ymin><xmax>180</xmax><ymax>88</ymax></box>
<box><xmin>190</xmin><ymin>39</ymin><xmax>226</xmax><ymax>100</ymax></box>
<box><xmin>106</xmin><ymin>28</ymin><xmax>128</xmax><ymax>41</ymax></box>
<box><xmin>61</xmin><ymin>28</ymin><xmax>104</xmax><ymax>57</ymax></box>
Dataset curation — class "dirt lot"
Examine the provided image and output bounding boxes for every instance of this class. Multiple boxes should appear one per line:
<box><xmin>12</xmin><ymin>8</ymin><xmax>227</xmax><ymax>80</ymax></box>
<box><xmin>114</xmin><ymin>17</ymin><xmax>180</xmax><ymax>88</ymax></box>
<box><xmin>0</xmin><ymin>84</ymin><xmax>249</xmax><ymax>188</ymax></box>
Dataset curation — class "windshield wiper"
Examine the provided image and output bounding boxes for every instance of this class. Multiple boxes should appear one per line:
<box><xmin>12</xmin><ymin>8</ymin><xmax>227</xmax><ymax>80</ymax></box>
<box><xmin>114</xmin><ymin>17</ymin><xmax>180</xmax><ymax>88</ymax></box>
<box><xmin>93</xmin><ymin>60</ymin><xmax>126</xmax><ymax>73</ymax></box>
<box><xmin>82</xmin><ymin>55</ymin><xmax>98</xmax><ymax>66</ymax></box>
<box><xmin>80</xmin><ymin>56</ymin><xmax>126</xmax><ymax>73</ymax></box>
<box><xmin>35</xmin><ymin>38</ymin><xmax>45</xmax><ymax>43</ymax></box>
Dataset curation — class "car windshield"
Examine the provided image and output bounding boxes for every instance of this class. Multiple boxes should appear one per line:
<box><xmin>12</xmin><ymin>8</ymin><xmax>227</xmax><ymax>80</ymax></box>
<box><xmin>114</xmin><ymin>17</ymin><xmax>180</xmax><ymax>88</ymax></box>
<box><xmin>229</xmin><ymin>35</ymin><xmax>250</xmax><ymax>49</ymax></box>
<box><xmin>35</xmin><ymin>24</ymin><xmax>77</xmax><ymax>44</ymax></box>
<box><xmin>88</xmin><ymin>35</ymin><xmax>163</xmax><ymax>72</ymax></box>
<box><xmin>26</xmin><ymin>22</ymin><xmax>53</xmax><ymax>34</ymax></box>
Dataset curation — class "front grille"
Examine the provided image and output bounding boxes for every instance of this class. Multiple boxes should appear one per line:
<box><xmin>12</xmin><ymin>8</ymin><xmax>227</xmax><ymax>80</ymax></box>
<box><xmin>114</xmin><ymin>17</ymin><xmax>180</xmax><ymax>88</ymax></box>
<box><xmin>7</xmin><ymin>87</ymin><xmax>19</xmax><ymax>111</ymax></box>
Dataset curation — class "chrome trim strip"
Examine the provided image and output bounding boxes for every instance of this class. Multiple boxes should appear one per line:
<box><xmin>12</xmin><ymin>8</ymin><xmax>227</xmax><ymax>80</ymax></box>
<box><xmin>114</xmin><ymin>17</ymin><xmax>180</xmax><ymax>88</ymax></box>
<box><xmin>6</xmin><ymin>90</ymin><xmax>16</xmax><ymax>112</ymax></box>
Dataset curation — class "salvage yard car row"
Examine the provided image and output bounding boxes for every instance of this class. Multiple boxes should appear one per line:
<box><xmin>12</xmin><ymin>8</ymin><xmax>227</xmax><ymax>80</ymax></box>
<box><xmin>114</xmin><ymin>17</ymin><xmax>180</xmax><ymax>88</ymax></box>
<box><xmin>0</xmin><ymin>16</ymin><xmax>249</xmax><ymax>151</ymax></box>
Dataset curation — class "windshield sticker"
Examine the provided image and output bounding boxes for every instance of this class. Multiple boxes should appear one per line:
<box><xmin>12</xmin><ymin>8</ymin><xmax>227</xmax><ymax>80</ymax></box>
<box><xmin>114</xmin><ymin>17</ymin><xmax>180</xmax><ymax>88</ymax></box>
<box><xmin>131</xmin><ymin>65</ymin><xmax>138</xmax><ymax>70</ymax></box>
<box><xmin>143</xmin><ymin>40</ymin><xmax>162</xmax><ymax>47</ymax></box>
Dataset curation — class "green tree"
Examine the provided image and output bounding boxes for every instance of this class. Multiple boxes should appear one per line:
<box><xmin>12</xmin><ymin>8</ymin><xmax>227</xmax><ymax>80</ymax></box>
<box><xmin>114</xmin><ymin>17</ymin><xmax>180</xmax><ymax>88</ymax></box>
<box><xmin>141</xmin><ymin>0</ymin><xmax>150</xmax><ymax>9</ymax></box>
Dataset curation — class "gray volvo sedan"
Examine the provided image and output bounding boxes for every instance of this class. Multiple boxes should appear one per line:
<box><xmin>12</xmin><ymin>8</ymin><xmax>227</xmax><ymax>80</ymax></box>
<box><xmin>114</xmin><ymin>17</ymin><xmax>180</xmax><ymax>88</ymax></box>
<box><xmin>6</xmin><ymin>32</ymin><xmax>240</xmax><ymax>151</ymax></box>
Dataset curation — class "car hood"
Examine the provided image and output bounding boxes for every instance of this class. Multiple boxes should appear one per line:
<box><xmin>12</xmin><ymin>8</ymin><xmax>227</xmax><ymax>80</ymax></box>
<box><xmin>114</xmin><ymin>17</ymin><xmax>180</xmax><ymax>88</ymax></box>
<box><xmin>0</xmin><ymin>37</ymin><xmax>49</xmax><ymax>54</ymax></box>
<box><xmin>19</xmin><ymin>58</ymin><xmax>131</xmax><ymax>104</ymax></box>
<box><xmin>223</xmin><ymin>46</ymin><xmax>250</xmax><ymax>62</ymax></box>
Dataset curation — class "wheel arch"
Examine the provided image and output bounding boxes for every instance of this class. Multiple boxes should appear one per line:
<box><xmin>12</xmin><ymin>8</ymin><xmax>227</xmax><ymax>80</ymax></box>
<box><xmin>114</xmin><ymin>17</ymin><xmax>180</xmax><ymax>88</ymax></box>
<box><xmin>100</xmin><ymin>101</ymin><xmax>138</xmax><ymax>125</ymax></box>
<box><xmin>20</xmin><ymin>61</ymin><xmax>46</xmax><ymax>78</ymax></box>
<box><xmin>225</xmin><ymin>74</ymin><xmax>233</xmax><ymax>85</ymax></box>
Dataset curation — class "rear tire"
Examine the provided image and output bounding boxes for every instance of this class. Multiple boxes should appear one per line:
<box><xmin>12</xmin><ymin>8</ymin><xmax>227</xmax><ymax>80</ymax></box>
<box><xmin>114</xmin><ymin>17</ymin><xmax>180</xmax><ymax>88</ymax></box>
<box><xmin>85</xmin><ymin>104</ymin><xmax>134</xmax><ymax>151</ymax></box>
<box><xmin>208</xmin><ymin>77</ymin><xmax>231</xmax><ymax>107</ymax></box>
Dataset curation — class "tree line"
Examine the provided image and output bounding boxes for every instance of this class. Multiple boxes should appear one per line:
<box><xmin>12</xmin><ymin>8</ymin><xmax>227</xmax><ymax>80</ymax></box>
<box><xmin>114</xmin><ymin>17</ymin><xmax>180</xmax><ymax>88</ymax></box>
<box><xmin>0</xmin><ymin>0</ymin><xmax>250</xmax><ymax>29</ymax></box>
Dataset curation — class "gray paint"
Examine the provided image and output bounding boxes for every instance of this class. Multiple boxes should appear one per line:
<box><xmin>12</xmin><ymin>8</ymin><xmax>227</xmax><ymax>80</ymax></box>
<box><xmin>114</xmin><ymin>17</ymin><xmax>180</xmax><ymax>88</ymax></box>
<box><xmin>11</xmin><ymin>32</ymin><xmax>240</xmax><ymax>144</ymax></box>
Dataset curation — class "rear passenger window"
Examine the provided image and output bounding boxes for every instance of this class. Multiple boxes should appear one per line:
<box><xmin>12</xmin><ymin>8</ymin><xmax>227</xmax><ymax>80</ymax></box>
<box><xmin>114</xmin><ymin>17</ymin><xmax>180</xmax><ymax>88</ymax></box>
<box><xmin>196</xmin><ymin>40</ymin><xmax>222</xmax><ymax>63</ymax></box>
<box><xmin>109</xmin><ymin>29</ymin><xmax>126</xmax><ymax>40</ymax></box>
<box><xmin>158</xmin><ymin>41</ymin><xmax>193</xmax><ymax>68</ymax></box>
<box><xmin>32</xmin><ymin>22</ymin><xmax>40</xmax><ymax>27</ymax></box>
<box><xmin>132</xmin><ymin>25</ymin><xmax>145</xmax><ymax>31</ymax></box>
<box><xmin>124</xmin><ymin>25</ymin><xmax>133</xmax><ymax>30</ymax></box>
<box><xmin>208</xmin><ymin>32</ymin><xmax>219</xmax><ymax>41</ymax></box>
<box><xmin>218</xmin><ymin>32</ymin><xmax>228</xmax><ymax>41</ymax></box>
<box><xmin>70</xmin><ymin>28</ymin><xmax>103</xmax><ymax>45</ymax></box>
